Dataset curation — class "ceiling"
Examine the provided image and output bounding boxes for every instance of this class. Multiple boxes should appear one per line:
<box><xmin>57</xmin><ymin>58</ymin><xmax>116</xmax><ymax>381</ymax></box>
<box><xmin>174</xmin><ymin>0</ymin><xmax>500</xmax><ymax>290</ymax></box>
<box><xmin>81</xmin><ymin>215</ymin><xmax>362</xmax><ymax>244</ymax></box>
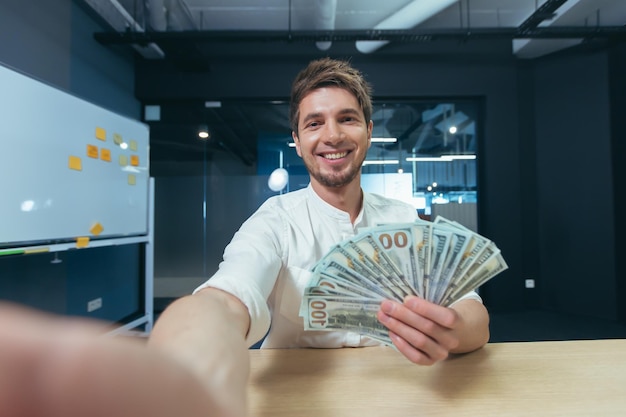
<box><xmin>83</xmin><ymin>0</ymin><xmax>626</xmax><ymax>167</ymax></box>
<box><xmin>88</xmin><ymin>0</ymin><xmax>626</xmax><ymax>59</ymax></box>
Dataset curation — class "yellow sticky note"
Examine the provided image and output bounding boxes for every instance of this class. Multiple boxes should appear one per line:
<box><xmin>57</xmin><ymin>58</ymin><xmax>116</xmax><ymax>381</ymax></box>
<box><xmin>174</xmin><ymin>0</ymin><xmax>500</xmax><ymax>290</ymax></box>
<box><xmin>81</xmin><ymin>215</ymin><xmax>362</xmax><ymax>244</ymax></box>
<box><xmin>119</xmin><ymin>155</ymin><xmax>128</xmax><ymax>166</ymax></box>
<box><xmin>95</xmin><ymin>127</ymin><xmax>106</xmax><ymax>141</ymax></box>
<box><xmin>130</xmin><ymin>155</ymin><xmax>139</xmax><ymax>166</ymax></box>
<box><xmin>90</xmin><ymin>222</ymin><xmax>104</xmax><ymax>236</ymax></box>
<box><xmin>69</xmin><ymin>156</ymin><xmax>82</xmax><ymax>171</ymax></box>
<box><xmin>100</xmin><ymin>148</ymin><xmax>111</xmax><ymax>162</ymax></box>
<box><xmin>87</xmin><ymin>144</ymin><xmax>99</xmax><ymax>159</ymax></box>
<box><xmin>76</xmin><ymin>237</ymin><xmax>90</xmax><ymax>248</ymax></box>
<box><xmin>113</xmin><ymin>133</ymin><xmax>123</xmax><ymax>145</ymax></box>
<box><xmin>128</xmin><ymin>174</ymin><xmax>136</xmax><ymax>185</ymax></box>
<box><xmin>129</xmin><ymin>140</ymin><xmax>137</xmax><ymax>151</ymax></box>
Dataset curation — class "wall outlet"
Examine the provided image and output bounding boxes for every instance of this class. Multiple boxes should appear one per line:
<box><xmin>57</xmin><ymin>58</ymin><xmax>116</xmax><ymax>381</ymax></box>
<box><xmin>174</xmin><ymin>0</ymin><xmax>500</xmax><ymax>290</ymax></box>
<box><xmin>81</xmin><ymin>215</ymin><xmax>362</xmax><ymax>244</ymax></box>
<box><xmin>525</xmin><ymin>279</ymin><xmax>535</xmax><ymax>289</ymax></box>
<box><xmin>87</xmin><ymin>297</ymin><xmax>103</xmax><ymax>312</ymax></box>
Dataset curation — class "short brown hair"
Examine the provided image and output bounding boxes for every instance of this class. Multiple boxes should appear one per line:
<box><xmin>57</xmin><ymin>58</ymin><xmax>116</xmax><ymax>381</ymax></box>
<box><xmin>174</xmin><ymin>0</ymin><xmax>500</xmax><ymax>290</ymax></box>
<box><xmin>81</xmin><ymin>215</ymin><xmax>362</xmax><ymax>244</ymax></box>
<box><xmin>289</xmin><ymin>58</ymin><xmax>373</xmax><ymax>133</ymax></box>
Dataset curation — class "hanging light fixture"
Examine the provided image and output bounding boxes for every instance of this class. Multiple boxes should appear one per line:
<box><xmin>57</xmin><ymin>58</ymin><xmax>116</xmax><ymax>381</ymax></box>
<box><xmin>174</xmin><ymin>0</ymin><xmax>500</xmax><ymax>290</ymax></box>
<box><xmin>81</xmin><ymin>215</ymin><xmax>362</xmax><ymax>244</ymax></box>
<box><xmin>268</xmin><ymin>150</ymin><xmax>289</xmax><ymax>192</ymax></box>
<box><xmin>198</xmin><ymin>124</ymin><xmax>209</xmax><ymax>139</ymax></box>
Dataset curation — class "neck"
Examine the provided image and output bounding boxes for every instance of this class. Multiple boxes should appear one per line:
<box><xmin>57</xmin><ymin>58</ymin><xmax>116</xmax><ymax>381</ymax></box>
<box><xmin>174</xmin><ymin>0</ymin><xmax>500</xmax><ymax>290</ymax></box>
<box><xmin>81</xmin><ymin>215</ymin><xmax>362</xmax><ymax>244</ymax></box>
<box><xmin>311</xmin><ymin>179</ymin><xmax>363</xmax><ymax>224</ymax></box>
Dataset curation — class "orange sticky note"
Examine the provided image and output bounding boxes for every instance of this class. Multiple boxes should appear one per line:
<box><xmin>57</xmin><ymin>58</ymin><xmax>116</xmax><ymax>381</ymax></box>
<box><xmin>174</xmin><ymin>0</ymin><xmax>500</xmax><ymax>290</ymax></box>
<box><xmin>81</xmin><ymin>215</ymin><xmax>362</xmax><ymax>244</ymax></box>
<box><xmin>128</xmin><ymin>174</ymin><xmax>136</xmax><ymax>185</ymax></box>
<box><xmin>130</xmin><ymin>155</ymin><xmax>139</xmax><ymax>166</ymax></box>
<box><xmin>69</xmin><ymin>156</ymin><xmax>82</xmax><ymax>171</ymax></box>
<box><xmin>129</xmin><ymin>140</ymin><xmax>138</xmax><ymax>151</ymax></box>
<box><xmin>119</xmin><ymin>155</ymin><xmax>128</xmax><ymax>166</ymax></box>
<box><xmin>87</xmin><ymin>144</ymin><xmax>99</xmax><ymax>159</ymax></box>
<box><xmin>95</xmin><ymin>127</ymin><xmax>106</xmax><ymax>141</ymax></box>
<box><xmin>90</xmin><ymin>222</ymin><xmax>104</xmax><ymax>236</ymax></box>
<box><xmin>100</xmin><ymin>148</ymin><xmax>111</xmax><ymax>162</ymax></box>
<box><xmin>76</xmin><ymin>237</ymin><xmax>90</xmax><ymax>248</ymax></box>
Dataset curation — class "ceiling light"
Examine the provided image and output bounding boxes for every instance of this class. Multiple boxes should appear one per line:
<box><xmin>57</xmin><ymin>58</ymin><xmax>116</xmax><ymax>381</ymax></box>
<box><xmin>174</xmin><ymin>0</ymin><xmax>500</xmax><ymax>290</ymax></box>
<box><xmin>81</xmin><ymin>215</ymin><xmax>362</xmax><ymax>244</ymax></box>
<box><xmin>371</xmin><ymin>137</ymin><xmax>397</xmax><ymax>143</ymax></box>
<box><xmin>406</xmin><ymin>155</ymin><xmax>476</xmax><ymax>162</ymax></box>
<box><xmin>362</xmin><ymin>160</ymin><xmax>399</xmax><ymax>166</ymax></box>
<box><xmin>356</xmin><ymin>0</ymin><xmax>457</xmax><ymax>54</ymax></box>
<box><xmin>406</xmin><ymin>157</ymin><xmax>449</xmax><ymax>162</ymax></box>
<box><xmin>198</xmin><ymin>125</ymin><xmax>210</xmax><ymax>139</ymax></box>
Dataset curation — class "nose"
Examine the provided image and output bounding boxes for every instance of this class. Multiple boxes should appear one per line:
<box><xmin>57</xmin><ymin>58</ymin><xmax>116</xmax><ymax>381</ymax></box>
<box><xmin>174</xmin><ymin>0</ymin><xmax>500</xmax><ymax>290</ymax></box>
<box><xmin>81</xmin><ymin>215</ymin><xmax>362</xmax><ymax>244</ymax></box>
<box><xmin>324</xmin><ymin>120</ymin><xmax>344</xmax><ymax>143</ymax></box>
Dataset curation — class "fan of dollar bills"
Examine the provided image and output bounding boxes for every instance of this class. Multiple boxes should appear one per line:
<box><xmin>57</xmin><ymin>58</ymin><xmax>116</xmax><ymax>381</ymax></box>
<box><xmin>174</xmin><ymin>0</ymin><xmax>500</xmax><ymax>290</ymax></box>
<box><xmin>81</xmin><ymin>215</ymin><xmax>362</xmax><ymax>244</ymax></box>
<box><xmin>299</xmin><ymin>216</ymin><xmax>508</xmax><ymax>345</ymax></box>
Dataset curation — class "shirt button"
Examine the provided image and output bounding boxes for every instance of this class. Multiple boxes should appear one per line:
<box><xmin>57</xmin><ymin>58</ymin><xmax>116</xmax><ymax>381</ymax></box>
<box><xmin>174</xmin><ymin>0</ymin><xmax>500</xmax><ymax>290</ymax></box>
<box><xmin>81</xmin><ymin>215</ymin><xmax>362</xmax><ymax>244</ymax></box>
<box><xmin>340</xmin><ymin>231</ymin><xmax>355</xmax><ymax>241</ymax></box>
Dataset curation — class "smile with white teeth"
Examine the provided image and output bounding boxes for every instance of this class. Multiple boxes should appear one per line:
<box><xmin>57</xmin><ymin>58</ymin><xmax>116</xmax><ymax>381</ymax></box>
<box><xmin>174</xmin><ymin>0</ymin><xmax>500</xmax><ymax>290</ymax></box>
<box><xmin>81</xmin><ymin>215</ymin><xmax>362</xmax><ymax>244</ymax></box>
<box><xmin>322</xmin><ymin>152</ymin><xmax>348</xmax><ymax>160</ymax></box>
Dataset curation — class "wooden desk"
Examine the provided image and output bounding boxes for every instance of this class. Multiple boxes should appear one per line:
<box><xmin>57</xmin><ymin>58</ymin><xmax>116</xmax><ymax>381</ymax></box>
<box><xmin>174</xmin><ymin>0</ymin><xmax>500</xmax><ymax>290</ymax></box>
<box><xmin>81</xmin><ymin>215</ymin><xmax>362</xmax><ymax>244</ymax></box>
<box><xmin>248</xmin><ymin>339</ymin><xmax>626</xmax><ymax>417</ymax></box>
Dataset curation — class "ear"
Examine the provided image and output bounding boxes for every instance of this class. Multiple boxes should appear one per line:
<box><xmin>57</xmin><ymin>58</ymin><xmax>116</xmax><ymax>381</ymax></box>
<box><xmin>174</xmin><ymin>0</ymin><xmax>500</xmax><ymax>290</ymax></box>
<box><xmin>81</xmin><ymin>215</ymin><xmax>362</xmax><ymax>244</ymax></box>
<box><xmin>292</xmin><ymin>131</ymin><xmax>302</xmax><ymax>157</ymax></box>
<box><xmin>367</xmin><ymin>120</ymin><xmax>373</xmax><ymax>150</ymax></box>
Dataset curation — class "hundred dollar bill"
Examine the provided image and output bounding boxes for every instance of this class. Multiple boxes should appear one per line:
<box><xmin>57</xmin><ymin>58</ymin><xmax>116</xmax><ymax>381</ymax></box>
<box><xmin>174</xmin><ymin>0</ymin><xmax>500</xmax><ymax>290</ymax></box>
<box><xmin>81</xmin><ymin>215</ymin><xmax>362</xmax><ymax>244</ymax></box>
<box><xmin>433</xmin><ymin>216</ymin><xmax>491</xmax><ymax>280</ymax></box>
<box><xmin>303</xmin><ymin>295</ymin><xmax>391</xmax><ymax>344</ymax></box>
<box><xmin>314</xmin><ymin>244</ymin><xmax>374</xmax><ymax>277</ymax></box>
<box><xmin>430</xmin><ymin>223</ymin><xmax>472</xmax><ymax>305</ymax></box>
<box><xmin>304</xmin><ymin>273</ymin><xmax>385</xmax><ymax>302</ymax></box>
<box><xmin>425</xmin><ymin>227</ymin><xmax>452</xmax><ymax>302</ymax></box>
<box><xmin>347</xmin><ymin>235</ymin><xmax>415</xmax><ymax>298</ymax></box>
<box><xmin>460</xmin><ymin>251</ymin><xmax>508</xmax><ymax>291</ymax></box>
<box><xmin>441</xmin><ymin>249</ymin><xmax>508</xmax><ymax>306</ymax></box>
<box><xmin>363</xmin><ymin>223</ymin><xmax>422</xmax><ymax>297</ymax></box>
<box><xmin>314</xmin><ymin>244</ymin><xmax>401</xmax><ymax>298</ymax></box>
<box><xmin>411</xmin><ymin>221</ymin><xmax>431</xmax><ymax>296</ymax></box>
<box><xmin>298</xmin><ymin>271</ymin><xmax>384</xmax><ymax>317</ymax></box>
<box><xmin>438</xmin><ymin>241</ymin><xmax>498</xmax><ymax>304</ymax></box>
<box><xmin>316</xmin><ymin>259</ymin><xmax>401</xmax><ymax>301</ymax></box>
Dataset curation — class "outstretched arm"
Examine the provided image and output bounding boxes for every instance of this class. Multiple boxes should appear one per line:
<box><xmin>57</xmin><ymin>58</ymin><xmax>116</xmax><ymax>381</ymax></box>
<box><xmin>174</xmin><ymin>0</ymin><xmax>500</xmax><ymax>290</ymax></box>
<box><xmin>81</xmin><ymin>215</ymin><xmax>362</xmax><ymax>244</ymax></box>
<box><xmin>149</xmin><ymin>287</ymin><xmax>251</xmax><ymax>416</ymax></box>
<box><xmin>0</xmin><ymin>298</ymin><xmax>246</xmax><ymax>417</ymax></box>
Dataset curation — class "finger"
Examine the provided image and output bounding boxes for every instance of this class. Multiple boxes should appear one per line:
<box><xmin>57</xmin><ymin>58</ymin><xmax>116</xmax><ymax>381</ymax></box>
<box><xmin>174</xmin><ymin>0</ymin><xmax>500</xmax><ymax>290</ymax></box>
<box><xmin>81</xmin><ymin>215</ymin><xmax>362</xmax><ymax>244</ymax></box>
<box><xmin>388</xmin><ymin>331</ymin><xmax>439</xmax><ymax>366</ymax></box>
<box><xmin>377</xmin><ymin>306</ymin><xmax>449</xmax><ymax>363</ymax></box>
<box><xmin>403</xmin><ymin>296</ymin><xmax>459</xmax><ymax>329</ymax></box>
<box><xmin>380</xmin><ymin>300</ymin><xmax>459</xmax><ymax>352</ymax></box>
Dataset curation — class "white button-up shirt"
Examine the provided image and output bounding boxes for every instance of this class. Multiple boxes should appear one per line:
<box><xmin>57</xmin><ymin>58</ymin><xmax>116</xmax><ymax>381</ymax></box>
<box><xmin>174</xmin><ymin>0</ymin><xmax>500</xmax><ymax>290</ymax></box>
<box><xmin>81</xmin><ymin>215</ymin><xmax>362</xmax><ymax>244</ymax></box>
<box><xmin>195</xmin><ymin>184</ymin><xmax>479</xmax><ymax>348</ymax></box>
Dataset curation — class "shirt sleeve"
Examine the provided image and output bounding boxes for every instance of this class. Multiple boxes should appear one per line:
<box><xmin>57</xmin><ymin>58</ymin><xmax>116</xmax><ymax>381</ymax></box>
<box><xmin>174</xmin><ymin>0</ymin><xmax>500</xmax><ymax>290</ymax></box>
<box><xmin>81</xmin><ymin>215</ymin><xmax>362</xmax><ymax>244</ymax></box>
<box><xmin>194</xmin><ymin>202</ymin><xmax>286</xmax><ymax>347</ymax></box>
<box><xmin>449</xmin><ymin>290</ymin><xmax>483</xmax><ymax>305</ymax></box>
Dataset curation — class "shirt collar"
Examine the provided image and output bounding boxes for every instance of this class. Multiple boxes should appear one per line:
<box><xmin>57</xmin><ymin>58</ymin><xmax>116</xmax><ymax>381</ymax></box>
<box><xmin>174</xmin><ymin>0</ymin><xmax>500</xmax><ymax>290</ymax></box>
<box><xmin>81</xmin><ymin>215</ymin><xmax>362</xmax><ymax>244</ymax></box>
<box><xmin>306</xmin><ymin>184</ymin><xmax>366</xmax><ymax>226</ymax></box>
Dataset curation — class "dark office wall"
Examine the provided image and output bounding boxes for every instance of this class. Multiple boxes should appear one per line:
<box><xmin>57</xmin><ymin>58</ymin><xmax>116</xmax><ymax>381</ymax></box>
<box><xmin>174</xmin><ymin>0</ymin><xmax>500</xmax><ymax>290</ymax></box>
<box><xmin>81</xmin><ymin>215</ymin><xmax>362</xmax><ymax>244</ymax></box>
<box><xmin>0</xmin><ymin>0</ymin><xmax>143</xmax><ymax>320</ymax></box>
<box><xmin>0</xmin><ymin>0</ymin><xmax>138</xmax><ymax>118</ymax></box>
<box><xmin>533</xmin><ymin>50</ymin><xmax>616</xmax><ymax>320</ymax></box>
<box><xmin>608</xmin><ymin>42</ymin><xmax>626</xmax><ymax>323</ymax></box>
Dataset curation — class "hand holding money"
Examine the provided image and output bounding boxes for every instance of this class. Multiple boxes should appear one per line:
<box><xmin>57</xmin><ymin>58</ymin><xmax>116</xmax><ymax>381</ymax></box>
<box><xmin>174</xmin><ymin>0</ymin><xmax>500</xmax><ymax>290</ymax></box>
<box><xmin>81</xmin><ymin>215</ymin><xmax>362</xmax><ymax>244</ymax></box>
<box><xmin>300</xmin><ymin>216</ymin><xmax>508</xmax><ymax>346</ymax></box>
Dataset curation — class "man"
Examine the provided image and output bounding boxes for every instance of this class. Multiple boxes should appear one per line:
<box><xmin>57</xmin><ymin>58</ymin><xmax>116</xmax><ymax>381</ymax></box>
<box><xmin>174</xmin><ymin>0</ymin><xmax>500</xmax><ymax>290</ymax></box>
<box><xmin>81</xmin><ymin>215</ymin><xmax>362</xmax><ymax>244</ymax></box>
<box><xmin>150</xmin><ymin>57</ymin><xmax>489</xmax><ymax>414</ymax></box>
<box><xmin>0</xmin><ymin>58</ymin><xmax>489</xmax><ymax>417</ymax></box>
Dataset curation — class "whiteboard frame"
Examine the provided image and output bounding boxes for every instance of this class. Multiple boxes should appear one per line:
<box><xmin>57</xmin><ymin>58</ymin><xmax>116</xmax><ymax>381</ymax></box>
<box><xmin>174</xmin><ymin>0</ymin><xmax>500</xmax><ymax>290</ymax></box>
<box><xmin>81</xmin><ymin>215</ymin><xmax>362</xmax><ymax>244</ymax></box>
<box><xmin>0</xmin><ymin>62</ymin><xmax>150</xmax><ymax>248</ymax></box>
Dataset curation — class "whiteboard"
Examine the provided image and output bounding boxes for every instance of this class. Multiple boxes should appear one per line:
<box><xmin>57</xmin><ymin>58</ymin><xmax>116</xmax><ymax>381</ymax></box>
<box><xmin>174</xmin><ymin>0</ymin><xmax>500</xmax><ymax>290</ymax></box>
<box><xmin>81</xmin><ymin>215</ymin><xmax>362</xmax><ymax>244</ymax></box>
<box><xmin>0</xmin><ymin>64</ymin><xmax>150</xmax><ymax>248</ymax></box>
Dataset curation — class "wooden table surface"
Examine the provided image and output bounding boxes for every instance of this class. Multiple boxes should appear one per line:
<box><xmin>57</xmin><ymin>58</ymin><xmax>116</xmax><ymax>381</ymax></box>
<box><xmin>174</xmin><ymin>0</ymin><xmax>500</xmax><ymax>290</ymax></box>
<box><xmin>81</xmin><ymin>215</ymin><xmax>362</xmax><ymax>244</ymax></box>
<box><xmin>248</xmin><ymin>339</ymin><xmax>626</xmax><ymax>417</ymax></box>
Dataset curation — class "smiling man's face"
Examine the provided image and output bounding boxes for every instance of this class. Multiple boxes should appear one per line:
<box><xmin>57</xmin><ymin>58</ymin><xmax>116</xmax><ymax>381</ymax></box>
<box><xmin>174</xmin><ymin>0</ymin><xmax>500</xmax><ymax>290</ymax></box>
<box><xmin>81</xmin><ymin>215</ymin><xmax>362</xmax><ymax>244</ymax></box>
<box><xmin>293</xmin><ymin>86</ymin><xmax>372</xmax><ymax>190</ymax></box>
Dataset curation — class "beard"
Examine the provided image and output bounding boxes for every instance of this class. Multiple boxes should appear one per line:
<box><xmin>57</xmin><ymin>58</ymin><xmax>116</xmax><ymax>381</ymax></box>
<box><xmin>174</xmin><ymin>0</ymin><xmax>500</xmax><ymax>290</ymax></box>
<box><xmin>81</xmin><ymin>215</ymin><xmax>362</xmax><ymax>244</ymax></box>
<box><xmin>303</xmin><ymin>152</ymin><xmax>366</xmax><ymax>188</ymax></box>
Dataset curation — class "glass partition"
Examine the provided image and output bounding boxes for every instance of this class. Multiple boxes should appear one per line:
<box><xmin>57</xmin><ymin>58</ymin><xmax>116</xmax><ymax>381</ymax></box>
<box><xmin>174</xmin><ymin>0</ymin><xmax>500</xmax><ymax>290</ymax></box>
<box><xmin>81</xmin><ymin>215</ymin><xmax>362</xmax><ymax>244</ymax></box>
<box><xmin>258</xmin><ymin>99</ymin><xmax>479</xmax><ymax>227</ymax></box>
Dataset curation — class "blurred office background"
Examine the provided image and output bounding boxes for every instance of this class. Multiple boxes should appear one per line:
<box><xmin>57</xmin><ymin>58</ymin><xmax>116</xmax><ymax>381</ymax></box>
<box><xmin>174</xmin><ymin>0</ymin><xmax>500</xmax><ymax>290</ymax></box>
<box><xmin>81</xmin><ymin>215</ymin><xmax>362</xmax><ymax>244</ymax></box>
<box><xmin>1</xmin><ymin>0</ymin><xmax>626</xmax><ymax>341</ymax></box>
